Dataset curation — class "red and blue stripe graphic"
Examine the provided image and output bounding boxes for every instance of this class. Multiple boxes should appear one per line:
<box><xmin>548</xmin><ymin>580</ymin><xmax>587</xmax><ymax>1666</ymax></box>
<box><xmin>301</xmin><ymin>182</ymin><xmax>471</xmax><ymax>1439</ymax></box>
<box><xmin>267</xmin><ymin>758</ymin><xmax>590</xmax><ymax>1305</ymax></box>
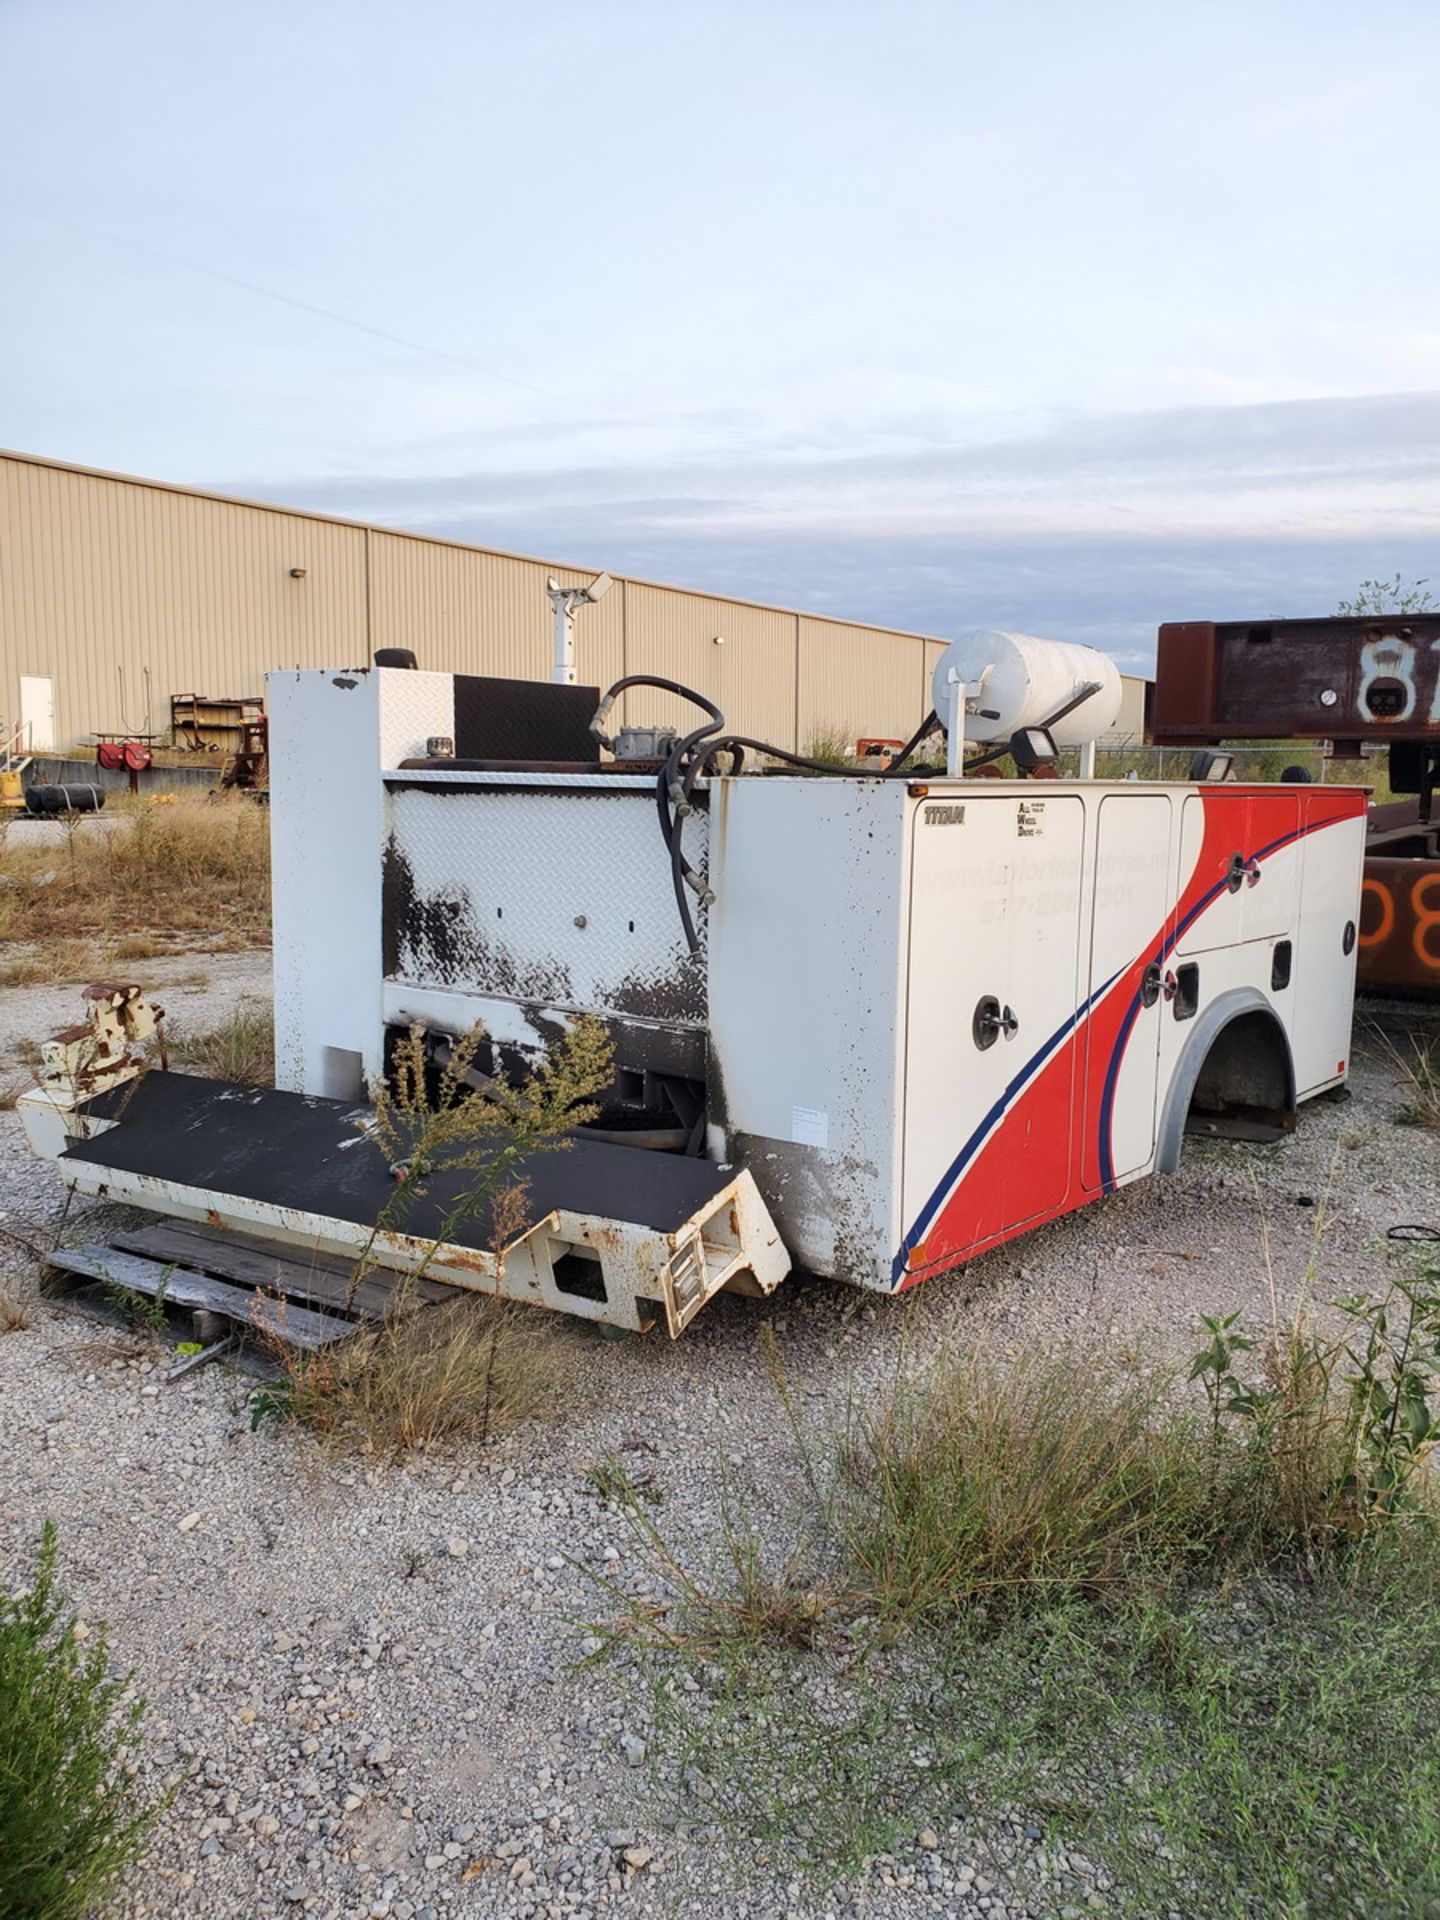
<box><xmin>892</xmin><ymin>789</ymin><xmax>1363</xmax><ymax>1289</ymax></box>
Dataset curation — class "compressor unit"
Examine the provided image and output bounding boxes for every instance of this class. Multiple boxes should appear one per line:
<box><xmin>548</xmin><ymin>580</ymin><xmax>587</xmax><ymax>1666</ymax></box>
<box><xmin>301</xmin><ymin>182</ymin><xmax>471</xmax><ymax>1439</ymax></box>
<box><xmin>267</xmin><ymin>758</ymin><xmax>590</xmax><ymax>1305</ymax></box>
<box><xmin>20</xmin><ymin>634</ymin><xmax>1368</xmax><ymax>1335</ymax></box>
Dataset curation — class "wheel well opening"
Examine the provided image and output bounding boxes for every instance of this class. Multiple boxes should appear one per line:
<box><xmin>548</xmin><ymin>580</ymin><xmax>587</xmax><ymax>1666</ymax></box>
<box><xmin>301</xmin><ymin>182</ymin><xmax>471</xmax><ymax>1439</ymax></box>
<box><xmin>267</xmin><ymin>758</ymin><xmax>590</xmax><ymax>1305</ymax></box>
<box><xmin>1186</xmin><ymin>1009</ymin><xmax>1295</xmax><ymax>1144</ymax></box>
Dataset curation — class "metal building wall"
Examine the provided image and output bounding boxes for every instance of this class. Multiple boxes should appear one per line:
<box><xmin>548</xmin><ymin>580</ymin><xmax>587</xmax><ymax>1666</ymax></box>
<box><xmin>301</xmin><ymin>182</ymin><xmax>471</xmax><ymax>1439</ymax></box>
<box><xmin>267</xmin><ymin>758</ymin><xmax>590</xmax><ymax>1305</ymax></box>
<box><xmin>5</xmin><ymin>449</ymin><xmax>1155</xmax><ymax>762</ymax></box>
<box><xmin>367</xmin><ymin>530</ymin><xmax>626</xmax><ymax>695</ymax></box>
<box><xmin>0</xmin><ymin>453</ymin><xmax>366</xmax><ymax>748</ymax></box>
<box><xmin>797</xmin><ymin>617</ymin><xmax>939</xmax><ymax>746</ymax></box>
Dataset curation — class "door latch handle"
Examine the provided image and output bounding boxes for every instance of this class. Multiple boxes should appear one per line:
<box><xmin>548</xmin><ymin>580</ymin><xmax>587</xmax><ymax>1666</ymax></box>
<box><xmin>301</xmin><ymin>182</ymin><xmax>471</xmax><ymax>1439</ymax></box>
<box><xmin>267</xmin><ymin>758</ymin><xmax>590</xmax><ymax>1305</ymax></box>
<box><xmin>1140</xmin><ymin>962</ymin><xmax>1163</xmax><ymax>1008</ymax></box>
<box><xmin>973</xmin><ymin>996</ymin><xmax>1020</xmax><ymax>1050</ymax></box>
<box><xmin>1227</xmin><ymin>851</ymin><xmax>1262</xmax><ymax>893</ymax></box>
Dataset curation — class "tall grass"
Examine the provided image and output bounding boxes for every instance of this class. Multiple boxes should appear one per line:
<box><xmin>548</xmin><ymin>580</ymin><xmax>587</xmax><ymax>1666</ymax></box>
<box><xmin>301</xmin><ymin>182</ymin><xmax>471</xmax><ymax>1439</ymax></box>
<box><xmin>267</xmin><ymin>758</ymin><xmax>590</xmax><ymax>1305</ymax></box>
<box><xmin>800</xmin><ymin>727</ymin><xmax>859</xmax><ymax>766</ymax></box>
<box><xmin>170</xmin><ymin>1001</ymin><xmax>274</xmax><ymax>1084</ymax></box>
<box><xmin>0</xmin><ymin>1524</ymin><xmax>165</xmax><ymax>1920</ymax></box>
<box><xmin>835</xmin><ymin>1348</ymin><xmax>1219</xmax><ymax>1612</ymax></box>
<box><xmin>595</xmin><ymin>1275</ymin><xmax>1440</xmax><ymax>1907</ymax></box>
<box><xmin>0</xmin><ymin>795</ymin><xmax>268</xmax><ymax>946</ymax></box>
<box><xmin>251</xmin><ymin>1019</ymin><xmax>611</xmax><ymax>1453</ymax></box>
<box><xmin>269</xmin><ymin>1296</ymin><xmax>576</xmax><ymax>1452</ymax></box>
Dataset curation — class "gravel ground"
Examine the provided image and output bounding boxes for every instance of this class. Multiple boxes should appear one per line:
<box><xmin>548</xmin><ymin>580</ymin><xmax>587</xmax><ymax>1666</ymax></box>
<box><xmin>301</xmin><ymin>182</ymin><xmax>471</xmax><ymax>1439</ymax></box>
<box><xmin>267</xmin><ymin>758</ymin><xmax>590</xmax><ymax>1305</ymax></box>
<box><xmin>0</xmin><ymin>968</ymin><xmax>1436</xmax><ymax>1920</ymax></box>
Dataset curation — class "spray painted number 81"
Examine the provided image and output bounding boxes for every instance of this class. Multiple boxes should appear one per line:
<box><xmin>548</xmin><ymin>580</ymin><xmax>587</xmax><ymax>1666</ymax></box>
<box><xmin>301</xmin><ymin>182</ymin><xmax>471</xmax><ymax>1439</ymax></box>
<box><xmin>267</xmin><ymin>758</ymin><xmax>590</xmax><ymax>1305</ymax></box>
<box><xmin>1357</xmin><ymin>635</ymin><xmax>1440</xmax><ymax>723</ymax></box>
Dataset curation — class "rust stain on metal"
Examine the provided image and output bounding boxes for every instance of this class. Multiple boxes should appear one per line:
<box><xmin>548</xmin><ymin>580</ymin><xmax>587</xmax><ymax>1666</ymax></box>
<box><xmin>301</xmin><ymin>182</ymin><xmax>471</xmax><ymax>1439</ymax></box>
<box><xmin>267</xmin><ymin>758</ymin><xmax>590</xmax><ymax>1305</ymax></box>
<box><xmin>1154</xmin><ymin>615</ymin><xmax>1440</xmax><ymax>743</ymax></box>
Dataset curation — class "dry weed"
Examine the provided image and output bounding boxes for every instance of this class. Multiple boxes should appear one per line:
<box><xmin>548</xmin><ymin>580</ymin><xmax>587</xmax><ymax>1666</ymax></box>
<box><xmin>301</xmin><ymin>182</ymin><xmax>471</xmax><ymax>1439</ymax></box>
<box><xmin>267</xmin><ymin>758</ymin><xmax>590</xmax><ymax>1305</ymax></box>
<box><xmin>276</xmin><ymin>1295</ymin><xmax>575</xmax><ymax>1452</ymax></box>
<box><xmin>0</xmin><ymin>796</ymin><xmax>268</xmax><ymax>946</ymax></box>
<box><xmin>1373</xmin><ymin>1024</ymin><xmax>1440</xmax><ymax>1131</ymax></box>
<box><xmin>0</xmin><ymin>1289</ymin><xmax>33</xmax><ymax>1334</ymax></box>
<box><xmin>170</xmin><ymin>1002</ymin><xmax>273</xmax><ymax>1084</ymax></box>
<box><xmin>0</xmin><ymin>939</ymin><xmax>103</xmax><ymax>989</ymax></box>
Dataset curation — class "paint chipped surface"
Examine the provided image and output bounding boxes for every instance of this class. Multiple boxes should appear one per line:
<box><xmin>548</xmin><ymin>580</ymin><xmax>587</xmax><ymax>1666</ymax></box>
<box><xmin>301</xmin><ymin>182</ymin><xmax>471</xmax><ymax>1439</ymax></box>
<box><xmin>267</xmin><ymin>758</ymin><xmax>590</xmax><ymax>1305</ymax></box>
<box><xmin>382</xmin><ymin>783</ymin><xmax>707</xmax><ymax>1023</ymax></box>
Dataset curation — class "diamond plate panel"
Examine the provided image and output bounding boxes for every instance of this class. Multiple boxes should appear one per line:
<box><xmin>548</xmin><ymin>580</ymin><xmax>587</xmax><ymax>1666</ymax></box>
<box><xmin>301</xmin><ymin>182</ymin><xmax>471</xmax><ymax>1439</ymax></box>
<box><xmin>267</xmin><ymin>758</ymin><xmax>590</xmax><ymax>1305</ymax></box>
<box><xmin>377</xmin><ymin>670</ymin><xmax>456</xmax><ymax>767</ymax></box>
<box><xmin>383</xmin><ymin>776</ymin><xmax>707</xmax><ymax>1023</ymax></box>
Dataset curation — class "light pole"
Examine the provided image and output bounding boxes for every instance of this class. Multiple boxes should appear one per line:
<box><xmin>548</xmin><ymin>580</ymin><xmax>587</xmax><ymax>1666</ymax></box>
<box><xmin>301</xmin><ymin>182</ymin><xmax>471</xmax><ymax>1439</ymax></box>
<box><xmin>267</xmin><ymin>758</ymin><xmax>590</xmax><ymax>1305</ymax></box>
<box><xmin>547</xmin><ymin>572</ymin><xmax>613</xmax><ymax>685</ymax></box>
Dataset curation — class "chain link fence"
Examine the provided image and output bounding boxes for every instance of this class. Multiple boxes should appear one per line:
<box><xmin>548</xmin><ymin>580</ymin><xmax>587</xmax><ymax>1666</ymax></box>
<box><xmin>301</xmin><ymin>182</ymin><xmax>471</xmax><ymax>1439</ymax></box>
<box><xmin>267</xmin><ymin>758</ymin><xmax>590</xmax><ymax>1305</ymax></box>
<box><xmin>1054</xmin><ymin>740</ymin><xmax>1334</xmax><ymax>783</ymax></box>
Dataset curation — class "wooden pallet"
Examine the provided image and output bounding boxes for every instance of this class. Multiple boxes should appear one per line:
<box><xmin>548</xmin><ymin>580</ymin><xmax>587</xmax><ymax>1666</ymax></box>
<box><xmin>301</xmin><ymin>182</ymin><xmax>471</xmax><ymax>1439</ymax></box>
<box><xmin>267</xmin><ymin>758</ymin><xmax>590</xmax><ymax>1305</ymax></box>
<box><xmin>44</xmin><ymin>1217</ymin><xmax>451</xmax><ymax>1356</ymax></box>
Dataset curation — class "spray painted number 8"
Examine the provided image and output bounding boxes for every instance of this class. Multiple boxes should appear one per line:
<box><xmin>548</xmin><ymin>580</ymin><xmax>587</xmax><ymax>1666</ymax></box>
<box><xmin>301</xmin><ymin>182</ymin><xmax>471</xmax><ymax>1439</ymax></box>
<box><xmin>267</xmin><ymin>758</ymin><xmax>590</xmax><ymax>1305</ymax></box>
<box><xmin>1357</xmin><ymin>635</ymin><xmax>1440</xmax><ymax>723</ymax></box>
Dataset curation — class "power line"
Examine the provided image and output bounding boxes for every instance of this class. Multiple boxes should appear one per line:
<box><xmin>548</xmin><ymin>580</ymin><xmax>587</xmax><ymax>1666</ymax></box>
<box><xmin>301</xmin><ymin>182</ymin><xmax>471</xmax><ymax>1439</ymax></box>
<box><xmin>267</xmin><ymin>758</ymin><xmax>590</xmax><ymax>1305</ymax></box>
<box><xmin>4</xmin><ymin>197</ymin><xmax>549</xmax><ymax>396</ymax></box>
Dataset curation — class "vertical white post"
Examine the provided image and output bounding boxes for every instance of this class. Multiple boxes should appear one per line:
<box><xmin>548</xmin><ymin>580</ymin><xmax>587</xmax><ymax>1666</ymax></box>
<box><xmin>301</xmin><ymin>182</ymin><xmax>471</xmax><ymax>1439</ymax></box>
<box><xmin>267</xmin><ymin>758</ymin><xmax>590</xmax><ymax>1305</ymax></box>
<box><xmin>551</xmin><ymin>592</ymin><xmax>576</xmax><ymax>685</ymax></box>
<box><xmin>945</xmin><ymin>669</ymin><xmax>966</xmax><ymax>777</ymax></box>
<box><xmin>1078</xmin><ymin>739</ymin><xmax>1097</xmax><ymax>779</ymax></box>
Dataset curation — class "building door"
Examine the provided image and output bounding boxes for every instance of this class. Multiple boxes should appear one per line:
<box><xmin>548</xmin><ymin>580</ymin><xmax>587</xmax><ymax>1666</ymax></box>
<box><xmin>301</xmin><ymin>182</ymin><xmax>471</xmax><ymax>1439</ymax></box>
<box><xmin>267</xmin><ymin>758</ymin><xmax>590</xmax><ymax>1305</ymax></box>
<box><xmin>19</xmin><ymin>676</ymin><xmax>55</xmax><ymax>753</ymax></box>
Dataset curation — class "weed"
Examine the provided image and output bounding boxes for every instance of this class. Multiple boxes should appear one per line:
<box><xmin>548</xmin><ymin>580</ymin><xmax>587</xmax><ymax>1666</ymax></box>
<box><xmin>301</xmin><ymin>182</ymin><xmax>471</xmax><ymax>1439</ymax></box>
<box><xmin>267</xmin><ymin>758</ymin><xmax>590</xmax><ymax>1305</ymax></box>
<box><xmin>0</xmin><ymin>1288</ymin><xmax>33</xmax><ymax>1333</ymax></box>
<box><xmin>800</xmin><ymin>727</ymin><xmax>858</xmax><ymax>767</ymax></box>
<box><xmin>250</xmin><ymin>1018</ymin><xmax>610</xmax><ymax>1454</ymax></box>
<box><xmin>108</xmin><ymin>931</ymin><xmax>181</xmax><ymax>960</ymax></box>
<box><xmin>170</xmin><ymin>1001</ymin><xmax>273</xmax><ymax>1085</ymax></box>
<box><xmin>0</xmin><ymin>794</ymin><xmax>268</xmax><ymax>946</ymax></box>
<box><xmin>264</xmin><ymin>1297</ymin><xmax>575</xmax><ymax>1452</ymax></box>
<box><xmin>834</xmin><ymin>1343</ymin><xmax>1221</xmax><ymax>1616</ymax></box>
<box><xmin>1198</xmin><ymin>1267</ymin><xmax>1440</xmax><ymax>1539</ymax></box>
<box><xmin>593</xmin><ymin>1471</ymin><xmax>845</xmax><ymax>1660</ymax></box>
<box><xmin>0</xmin><ymin>938</ymin><xmax>102</xmax><ymax>988</ymax></box>
<box><xmin>0</xmin><ymin>1523</ymin><xmax>166</xmax><ymax>1920</ymax></box>
<box><xmin>103</xmin><ymin>1278</ymin><xmax>170</xmax><ymax>1343</ymax></box>
<box><xmin>1374</xmin><ymin>1025</ymin><xmax>1440</xmax><ymax>1131</ymax></box>
<box><xmin>591</xmin><ymin>1279</ymin><xmax>1440</xmax><ymax>1908</ymax></box>
<box><xmin>583</xmin><ymin>1458</ymin><xmax>663</xmax><ymax>1506</ymax></box>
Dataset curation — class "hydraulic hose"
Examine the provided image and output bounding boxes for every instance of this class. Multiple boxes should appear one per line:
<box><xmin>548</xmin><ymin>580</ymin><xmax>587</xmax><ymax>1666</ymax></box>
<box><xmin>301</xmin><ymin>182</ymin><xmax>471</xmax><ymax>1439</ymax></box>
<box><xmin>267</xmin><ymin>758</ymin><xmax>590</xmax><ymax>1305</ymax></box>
<box><xmin>588</xmin><ymin>674</ymin><xmax>952</xmax><ymax>954</ymax></box>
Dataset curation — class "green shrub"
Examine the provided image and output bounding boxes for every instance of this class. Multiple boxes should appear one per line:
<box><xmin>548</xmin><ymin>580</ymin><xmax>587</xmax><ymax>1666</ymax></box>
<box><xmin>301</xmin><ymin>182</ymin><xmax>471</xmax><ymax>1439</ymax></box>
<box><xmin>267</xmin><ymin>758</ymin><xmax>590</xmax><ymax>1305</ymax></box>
<box><xmin>0</xmin><ymin>1524</ymin><xmax>164</xmax><ymax>1920</ymax></box>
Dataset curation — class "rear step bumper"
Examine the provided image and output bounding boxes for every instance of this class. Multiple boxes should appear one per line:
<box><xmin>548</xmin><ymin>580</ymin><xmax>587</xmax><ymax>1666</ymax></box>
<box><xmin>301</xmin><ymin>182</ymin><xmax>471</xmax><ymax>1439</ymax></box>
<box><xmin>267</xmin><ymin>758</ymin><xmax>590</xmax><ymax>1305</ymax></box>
<box><xmin>21</xmin><ymin>1072</ymin><xmax>789</xmax><ymax>1335</ymax></box>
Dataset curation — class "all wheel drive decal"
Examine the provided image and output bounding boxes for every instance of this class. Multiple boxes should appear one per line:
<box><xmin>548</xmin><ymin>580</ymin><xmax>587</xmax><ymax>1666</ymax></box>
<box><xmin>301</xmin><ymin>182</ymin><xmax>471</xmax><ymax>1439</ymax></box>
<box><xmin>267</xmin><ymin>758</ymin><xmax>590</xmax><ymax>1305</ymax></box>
<box><xmin>893</xmin><ymin>792</ymin><xmax>1362</xmax><ymax>1288</ymax></box>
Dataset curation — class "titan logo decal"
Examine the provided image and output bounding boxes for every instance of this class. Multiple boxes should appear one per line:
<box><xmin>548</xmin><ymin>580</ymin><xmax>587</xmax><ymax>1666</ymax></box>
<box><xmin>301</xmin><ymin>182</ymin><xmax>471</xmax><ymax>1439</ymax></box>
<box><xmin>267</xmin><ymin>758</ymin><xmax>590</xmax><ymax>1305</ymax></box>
<box><xmin>923</xmin><ymin>803</ymin><xmax>966</xmax><ymax>826</ymax></box>
<box><xmin>1017</xmin><ymin>801</ymin><xmax>1046</xmax><ymax>838</ymax></box>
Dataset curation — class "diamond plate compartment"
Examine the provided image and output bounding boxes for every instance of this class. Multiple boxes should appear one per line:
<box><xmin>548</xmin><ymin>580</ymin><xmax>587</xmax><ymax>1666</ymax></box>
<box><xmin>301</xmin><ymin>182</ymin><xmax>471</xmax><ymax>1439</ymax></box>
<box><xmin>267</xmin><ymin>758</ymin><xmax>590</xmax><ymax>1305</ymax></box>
<box><xmin>383</xmin><ymin>776</ymin><xmax>708</xmax><ymax>1023</ymax></box>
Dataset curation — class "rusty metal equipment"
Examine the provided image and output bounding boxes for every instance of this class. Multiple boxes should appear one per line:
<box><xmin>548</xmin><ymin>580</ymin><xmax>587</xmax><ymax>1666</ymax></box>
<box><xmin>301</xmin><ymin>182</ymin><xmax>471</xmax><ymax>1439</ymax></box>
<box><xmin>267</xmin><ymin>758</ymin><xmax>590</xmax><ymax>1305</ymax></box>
<box><xmin>220</xmin><ymin>713</ymin><xmax>269</xmax><ymax>791</ymax></box>
<box><xmin>1154</xmin><ymin>615</ymin><xmax>1440</xmax><ymax>995</ymax></box>
<box><xmin>171</xmin><ymin>692</ymin><xmax>265</xmax><ymax>754</ymax></box>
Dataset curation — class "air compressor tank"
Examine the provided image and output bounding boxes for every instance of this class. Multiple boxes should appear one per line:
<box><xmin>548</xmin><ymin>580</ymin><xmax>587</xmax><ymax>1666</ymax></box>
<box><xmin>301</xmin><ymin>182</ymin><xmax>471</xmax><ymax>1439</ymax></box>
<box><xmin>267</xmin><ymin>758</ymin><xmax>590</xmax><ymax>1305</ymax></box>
<box><xmin>931</xmin><ymin>629</ymin><xmax>1123</xmax><ymax>746</ymax></box>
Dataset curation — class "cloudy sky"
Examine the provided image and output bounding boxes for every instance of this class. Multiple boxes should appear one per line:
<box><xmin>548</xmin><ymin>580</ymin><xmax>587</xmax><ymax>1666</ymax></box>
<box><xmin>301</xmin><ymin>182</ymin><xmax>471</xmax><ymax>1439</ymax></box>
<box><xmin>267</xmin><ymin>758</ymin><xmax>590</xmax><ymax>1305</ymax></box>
<box><xmin>4</xmin><ymin>0</ymin><xmax>1438</xmax><ymax>670</ymax></box>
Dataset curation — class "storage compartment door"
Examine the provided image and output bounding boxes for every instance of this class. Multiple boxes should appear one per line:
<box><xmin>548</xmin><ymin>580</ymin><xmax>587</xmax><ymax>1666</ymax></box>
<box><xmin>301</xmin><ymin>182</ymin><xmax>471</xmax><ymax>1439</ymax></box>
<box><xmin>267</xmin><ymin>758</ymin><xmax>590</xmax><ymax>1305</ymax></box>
<box><xmin>1082</xmin><ymin>793</ymin><xmax>1173</xmax><ymax>1188</ymax></box>
<box><xmin>1177</xmin><ymin>793</ymin><xmax>1301</xmax><ymax>955</ymax></box>
<box><xmin>901</xmin><ymin>794</ymin><xmax>1085</xmax><ymax>1270</ymax></box>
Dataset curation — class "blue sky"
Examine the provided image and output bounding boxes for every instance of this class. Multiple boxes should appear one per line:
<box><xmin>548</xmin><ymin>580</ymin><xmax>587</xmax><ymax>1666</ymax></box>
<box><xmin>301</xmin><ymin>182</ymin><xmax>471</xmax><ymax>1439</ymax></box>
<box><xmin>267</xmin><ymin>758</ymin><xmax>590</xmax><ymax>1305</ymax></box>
<box><xmin>4</xmin><ymin>0</ymin><xmax>1437</xmax><ymax>670</ymax></box>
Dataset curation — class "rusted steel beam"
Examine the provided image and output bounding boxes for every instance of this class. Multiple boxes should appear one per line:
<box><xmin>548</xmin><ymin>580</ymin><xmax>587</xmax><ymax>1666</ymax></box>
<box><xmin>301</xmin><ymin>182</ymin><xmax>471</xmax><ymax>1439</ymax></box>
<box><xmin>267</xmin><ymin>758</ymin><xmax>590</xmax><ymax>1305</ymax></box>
<box><xmin>1154</xmin><ymin>616</ymin><xmax>1440</xmax><ymax>745</ymax></box>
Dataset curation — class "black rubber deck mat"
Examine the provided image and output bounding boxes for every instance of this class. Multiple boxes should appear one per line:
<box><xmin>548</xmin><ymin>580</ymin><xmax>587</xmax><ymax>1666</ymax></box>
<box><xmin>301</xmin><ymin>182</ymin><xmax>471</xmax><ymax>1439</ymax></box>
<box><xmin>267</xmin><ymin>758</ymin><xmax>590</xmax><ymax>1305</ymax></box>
<box><xmin>64</xmin><ymin>1073</ymin><xmax>731</xmax><ymax>1246</ymax></box>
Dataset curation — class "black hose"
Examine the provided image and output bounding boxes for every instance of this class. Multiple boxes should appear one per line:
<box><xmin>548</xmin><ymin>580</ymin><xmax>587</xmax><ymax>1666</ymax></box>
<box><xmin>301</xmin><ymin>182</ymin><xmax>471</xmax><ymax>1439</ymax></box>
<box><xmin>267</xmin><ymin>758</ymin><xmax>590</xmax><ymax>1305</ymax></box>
<box><xmin>591</xmin><ymin>674</ymin><xmax>722</xmax><ymax>750</ymax></box>
<box><xmin>590</xmin><ymin>672</ymin><xmax>952</xmax><ymax>955</ymax></box>
<box><xmin>886</xmin><ymin>707</ymin><xmax>941</xmax><ymax>773</ymax></box>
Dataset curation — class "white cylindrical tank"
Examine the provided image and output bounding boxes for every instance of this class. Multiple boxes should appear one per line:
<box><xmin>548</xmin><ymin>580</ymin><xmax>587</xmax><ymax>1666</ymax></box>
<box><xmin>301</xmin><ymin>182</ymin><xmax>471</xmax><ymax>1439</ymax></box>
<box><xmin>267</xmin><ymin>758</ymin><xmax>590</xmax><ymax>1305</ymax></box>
<box><xmin>931</xmin><ymin>629</ymin><xmax>1123</xmax><ymax>746</ymax></box>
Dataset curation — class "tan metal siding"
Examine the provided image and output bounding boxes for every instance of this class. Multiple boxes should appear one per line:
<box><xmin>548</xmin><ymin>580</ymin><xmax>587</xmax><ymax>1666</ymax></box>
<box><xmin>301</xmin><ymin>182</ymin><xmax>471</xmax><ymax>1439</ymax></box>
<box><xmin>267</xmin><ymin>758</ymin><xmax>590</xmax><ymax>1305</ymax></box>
<box><xmin>622</xmin><ymin>584</ymin><xmax>798</xmax><ymax>746</ymax></box>
<box><xmin>367</xmin><ymin>533</ymin><xmax>624</xmax><ymax>693</ymax></box>
<box><xmin>796</xmin><ymin>617</ymin><xmax>932</xmax><ymax>749</ymax></box>
<box><xmin>1</xmin><ymin>456</ymin><xmax>365</xmax><ymax>746</ymax></box>
<box><xmin>1105</xmin><ymin>674</ymin><xmax>1150</xmax><ymax>745</ymax></box>
<box><xmin>1</xmin><ymin>450</ymin><xmax>973</xmax><ymax>762</ymax></box>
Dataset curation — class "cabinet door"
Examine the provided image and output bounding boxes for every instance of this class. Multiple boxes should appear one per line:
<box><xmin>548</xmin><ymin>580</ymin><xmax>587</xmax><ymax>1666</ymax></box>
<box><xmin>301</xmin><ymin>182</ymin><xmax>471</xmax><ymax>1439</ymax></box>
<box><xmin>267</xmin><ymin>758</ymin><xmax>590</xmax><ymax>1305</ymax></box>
<box><xmin>1082</xmin><ymin>793</ymin><xmax>1173</xmax><ymax>1189</ymax></box>
<box><xmin>1177</xmin><ymin>793</ymin><xmax>1300</xmax><ymax>956</ymax></box>
<box><xmin>900</xmin><ymin>794</ymin><xmax>1085</xmax><ymax>1273</ymax></box>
